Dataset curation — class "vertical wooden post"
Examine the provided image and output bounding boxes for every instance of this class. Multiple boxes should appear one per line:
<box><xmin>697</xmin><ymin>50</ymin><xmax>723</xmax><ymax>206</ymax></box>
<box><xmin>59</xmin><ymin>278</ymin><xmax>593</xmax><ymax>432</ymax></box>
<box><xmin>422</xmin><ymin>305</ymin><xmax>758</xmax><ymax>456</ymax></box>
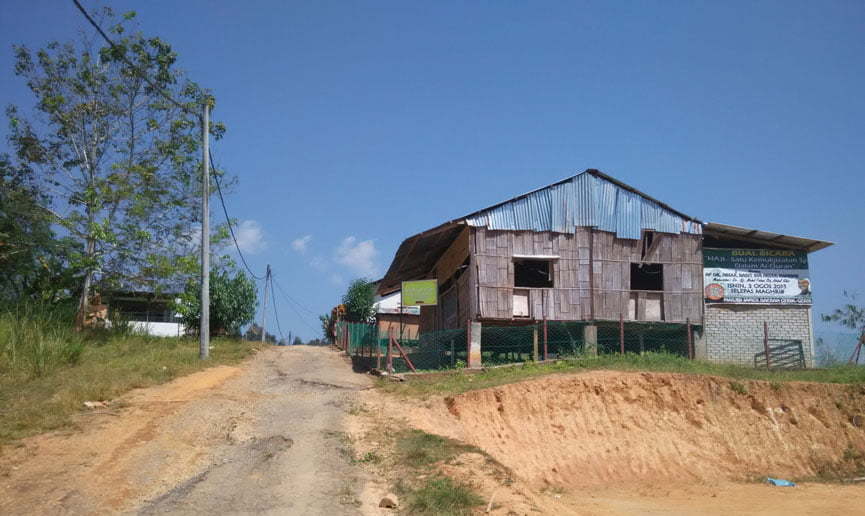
<box><xmin>532</xmin><ymin>324</ymin><xmax>539</xmax><ymax>362</ymax></box>
<box><xmin>376</xmin><ymin>330</ymin><xmax>382</xmax><ymax>370</ymax></box>
<box><xmin>763</xmin><ymin>321</ymin><xmax>771</xmax><ymax>370</ymax></box>
<box><xmin>466</xmin><ymin>319</ymin><xmax>471</xmax><ymax>367</ymax></box>
<box><xmin>619</xmin><ymin>313</ymin><xmax>625</xmax><ymax>354</ymax></box>
<box><xmin>686</xmin><ymin>318</ymin><xmax>693</xmax><ymax>360</ymax></box>
<box><xmin>639</xmin><ymin>332</ymin><xmax>644</xmax><ymax>355</ymax></box>
<box><xmin>543</xmin><ymin>318</ymin><xmax>548</xmax><ymax>361</ymax></box>
<box><xmin>387</xmin><ymin>327</ymin><xmax>394</xmax><ymax>373</ymax></box>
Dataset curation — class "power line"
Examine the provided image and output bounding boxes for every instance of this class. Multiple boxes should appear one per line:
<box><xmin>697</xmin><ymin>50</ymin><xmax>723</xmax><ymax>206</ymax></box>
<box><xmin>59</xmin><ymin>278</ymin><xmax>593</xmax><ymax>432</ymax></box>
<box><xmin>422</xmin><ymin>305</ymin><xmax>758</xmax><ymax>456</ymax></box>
<box><xmin>271</xmin><ymin>277</ymin><xmax>321</xmax><ymax>335</ymax></box>
<box><xmin>73</xmin><ymin>0</ymin><xmax>211</xmax><ymax>360</ymax></box>
<box><xmin>73</xmin><ymin>0</ymin><xmax>284</xmax><ymax>343</ymax></box>
<box><xmin>72</xmin><ymin>0</ymin><xmax>194</xmax><ymax>116</ymax></box>
<box><xmin>210</xmin><ymin>150</ymin><xmax>265</xmax><ymax>281</ymax></box>
<box><xmin>272</xmin><ymin>276</ymin><xmax>318</xmax><ymax>316</ymax></box>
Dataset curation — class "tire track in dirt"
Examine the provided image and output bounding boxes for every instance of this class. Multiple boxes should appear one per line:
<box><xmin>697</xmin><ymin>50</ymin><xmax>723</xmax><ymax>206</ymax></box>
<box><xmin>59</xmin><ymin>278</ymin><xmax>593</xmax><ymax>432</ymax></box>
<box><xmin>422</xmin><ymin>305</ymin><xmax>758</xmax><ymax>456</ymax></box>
<box><xmin>0</xmin><ymin>346</ymin><xmax>378</xmax><ymax>515</ymax></box>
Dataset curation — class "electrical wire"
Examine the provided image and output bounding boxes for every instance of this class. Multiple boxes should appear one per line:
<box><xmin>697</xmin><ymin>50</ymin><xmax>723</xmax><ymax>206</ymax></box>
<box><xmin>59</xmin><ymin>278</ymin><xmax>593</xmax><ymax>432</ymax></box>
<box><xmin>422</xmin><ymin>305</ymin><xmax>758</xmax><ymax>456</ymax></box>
<box><xmin>73</xmin><ymin>0</ymin><xmax>264</xmax><ymax>281</ymax></box>
<box><xmin>272</xmin><ymin>276</ymin><xmax>318</xmax><ymax>316</ymax></box>
<box><xmin>209</xmin><ymin>150</ymin><xmax>265</xmax><ymax>280</ymax></box>
<box><xmin>73</xmin><ymin>0</ymin><xmax>278</xmax><ymax>341</ymax></box>
<box><xmin>271</xmin><ymin>277</ymin><xmax>321</xmax><ymax>333</ymax></box>
<box><xmin>72</xmin><ymin>0</ymin><xmax>195</xmax><ymax>116</ymax></box>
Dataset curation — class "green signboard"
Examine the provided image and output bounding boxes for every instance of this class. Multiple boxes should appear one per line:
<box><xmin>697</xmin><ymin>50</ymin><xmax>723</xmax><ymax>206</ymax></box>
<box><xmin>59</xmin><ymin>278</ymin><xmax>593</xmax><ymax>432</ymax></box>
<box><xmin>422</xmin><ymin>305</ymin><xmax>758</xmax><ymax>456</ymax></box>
<box><xmin>402</xmin><ymin>279</ymin><xmax>438</xmax><ymax>306</ymax></box>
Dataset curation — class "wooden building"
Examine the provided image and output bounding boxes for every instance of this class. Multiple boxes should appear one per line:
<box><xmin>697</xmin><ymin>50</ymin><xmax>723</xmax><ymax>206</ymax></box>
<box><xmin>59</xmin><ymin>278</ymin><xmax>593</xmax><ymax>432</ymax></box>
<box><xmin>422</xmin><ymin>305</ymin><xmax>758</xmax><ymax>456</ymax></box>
<box><xmin>379</xmin><ymin>170</ymin><xmax>704</xmax><ymax>330</ymax></box>
<box><xmin>379</xmin><ymin>170</ymin><xmax>832</xmax><ymax>366</ymax></box>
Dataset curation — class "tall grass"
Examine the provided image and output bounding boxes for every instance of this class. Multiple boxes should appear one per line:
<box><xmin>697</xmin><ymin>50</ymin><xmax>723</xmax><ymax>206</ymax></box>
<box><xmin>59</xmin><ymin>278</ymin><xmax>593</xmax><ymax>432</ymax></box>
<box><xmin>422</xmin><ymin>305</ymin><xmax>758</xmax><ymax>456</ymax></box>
<box><xmin>0</xmin><ymin>303</ymin><xmax>84</xmax><ymax>378</ymax></box>
<box><xmin>0</xmin><ymin>303</ymin><xmax>263</xmax><ymax>445</ymax></box>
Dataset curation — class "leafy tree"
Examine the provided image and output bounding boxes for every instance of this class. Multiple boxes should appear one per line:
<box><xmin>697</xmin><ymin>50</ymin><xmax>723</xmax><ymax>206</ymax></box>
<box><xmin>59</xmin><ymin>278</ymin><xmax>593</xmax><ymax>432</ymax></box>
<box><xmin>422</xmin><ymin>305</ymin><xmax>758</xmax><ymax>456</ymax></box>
<box><xmin>341</xmin><ymin>279</ymin><xmax>376</xmax><ymax>322</ymax></box>
<box><xmin>821</xmin><ymin>291</ymin><xmax>865</xmax><ymax>335</ymax></box>
<box><xmin>176</xmin><ymin>262</ymin><xmax>257</xmax><ymax>336</ymax></box>
<box><xmin>319</xmin><ymin>313</ymin><xmax>331</xmax><ymax>339</ymax></box>
<box><xmin>5</xmin><ymin>9</ymin><xmax>226</xmax><ymax>326</ymax></box>
<box><xmin>821</xmin><ymin>291</ymin><xmax>865</xmax><ymax>364</ymax></box>
<box><xmin>0</xmin><ymin>155</ymin><xmax>81</xmax><ymax>303</ymax></box>
<box><xmin>292</xmin><ymin>335</ymin><xmax>302</xmax><ymax>346</ymax></box>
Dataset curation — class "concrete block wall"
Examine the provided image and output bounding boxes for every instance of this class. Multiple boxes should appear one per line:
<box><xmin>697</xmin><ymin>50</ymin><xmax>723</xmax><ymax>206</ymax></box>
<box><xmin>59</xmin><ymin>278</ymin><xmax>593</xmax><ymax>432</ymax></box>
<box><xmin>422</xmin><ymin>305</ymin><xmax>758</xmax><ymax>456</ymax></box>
<box><xmin>704</xmin><ymin>305</ymin><xmax>814</xmax><ymax>368</ymax></box>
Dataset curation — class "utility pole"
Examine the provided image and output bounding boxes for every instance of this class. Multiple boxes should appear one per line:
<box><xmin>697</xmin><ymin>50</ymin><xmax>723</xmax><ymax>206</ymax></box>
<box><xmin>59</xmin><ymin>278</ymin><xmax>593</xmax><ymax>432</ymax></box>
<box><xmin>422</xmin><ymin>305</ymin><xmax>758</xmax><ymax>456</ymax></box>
<box><xmin>200</xmin><ymin>102</ymin><xmax>210</xmax><ymax>360</ymax></box>
<box><xmin>261</xmin><ymin>264</ymin><xmax>271</xmax><ymax>343</ymax></box>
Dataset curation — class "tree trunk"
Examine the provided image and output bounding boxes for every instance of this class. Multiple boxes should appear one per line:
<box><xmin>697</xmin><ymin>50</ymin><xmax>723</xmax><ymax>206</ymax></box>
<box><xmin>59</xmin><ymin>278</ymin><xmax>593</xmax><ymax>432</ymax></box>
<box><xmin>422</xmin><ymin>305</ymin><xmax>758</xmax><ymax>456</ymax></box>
<box><xmin>74</xmin><ymin>238</ymin><xmax>96</xmax><ymax>331</ymax></box>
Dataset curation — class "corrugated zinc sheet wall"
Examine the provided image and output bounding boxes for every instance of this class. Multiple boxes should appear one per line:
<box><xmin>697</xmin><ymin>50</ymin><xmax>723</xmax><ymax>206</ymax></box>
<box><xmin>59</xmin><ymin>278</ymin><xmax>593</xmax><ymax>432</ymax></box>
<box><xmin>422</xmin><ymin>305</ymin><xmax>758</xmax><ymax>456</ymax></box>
<box><xmin>465</xmin><ymin>172</ymin><xmax>702</xmax><ymax>240</ymax></box>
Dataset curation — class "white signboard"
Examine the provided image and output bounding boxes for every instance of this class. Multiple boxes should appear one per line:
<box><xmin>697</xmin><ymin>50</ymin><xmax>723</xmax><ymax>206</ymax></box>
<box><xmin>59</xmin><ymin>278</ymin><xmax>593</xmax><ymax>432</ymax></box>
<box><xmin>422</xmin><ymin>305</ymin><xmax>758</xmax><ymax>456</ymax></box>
<box><xmin>703</xmin><ymin>248</ymin><xmax>811</xmax><ymax>305</ymax></box>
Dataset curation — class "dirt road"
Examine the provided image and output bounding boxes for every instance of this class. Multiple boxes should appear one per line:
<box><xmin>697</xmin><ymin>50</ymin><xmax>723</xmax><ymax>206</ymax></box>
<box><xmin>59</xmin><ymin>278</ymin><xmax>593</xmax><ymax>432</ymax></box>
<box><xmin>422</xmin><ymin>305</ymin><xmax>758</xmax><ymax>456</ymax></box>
<box><xmin>0</xmin><ymin>346</ymin><xmax>378</xmax><ymax>515</ymax></box>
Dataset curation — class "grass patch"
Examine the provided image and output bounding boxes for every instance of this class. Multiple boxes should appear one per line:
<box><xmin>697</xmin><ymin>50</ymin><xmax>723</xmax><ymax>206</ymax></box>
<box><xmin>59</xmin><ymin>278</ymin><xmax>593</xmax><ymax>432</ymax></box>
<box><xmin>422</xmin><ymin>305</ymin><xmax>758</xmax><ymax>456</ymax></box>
<box><xmin>405</xmin><ymin>476</ymin><xmax>484</xmax><ymax>515</ymax></box>
<box><xmin>357</xmin><ymin>428</ymin><xmax>490</xmax><ymax>514</ymax></box>
<box><xmin>729</xmin><ymin>381</ymin><xmax>748</xmax><ymax>395</ymax></box>
<box><xmin>395</xmin><ymin>429</ymin><xmax>480</xmax><ymax>468</ymax></box>
<box><xmin>357</xmin><ymin>451</ymin><xmax>382</xmax><ymax>464</ymax></box>
<box><xmin>0</xmin><ymin>334</ymin><xmax>261</xmax><ymax>446</ymax></box>
<box><xmin>377</xmin><ymin>352</ymin><xmax>865</xmax><ymax>397</ymax></box>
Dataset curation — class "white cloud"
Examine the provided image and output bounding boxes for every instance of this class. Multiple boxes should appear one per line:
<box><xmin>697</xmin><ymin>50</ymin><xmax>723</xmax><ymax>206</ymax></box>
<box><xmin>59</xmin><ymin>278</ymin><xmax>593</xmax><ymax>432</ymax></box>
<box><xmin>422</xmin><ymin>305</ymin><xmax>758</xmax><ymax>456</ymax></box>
<box><xmin>291</xmin><ymin>235</ymin><xmax>312</xmax><ymax>254</ymax></box>
<box><xmin>235</xmin><ymin>220</ymin><xmax>267</xmax><ymax>254</ymax></box>
<box><xmin>335</xmin><ymin>236</ymin><xmax>379</xmax><ymax>278</ymax></box>
<box><xmin>329</xmin><ymin>273</ymin><xmax>345</xmax><ymax>285</ymax></box>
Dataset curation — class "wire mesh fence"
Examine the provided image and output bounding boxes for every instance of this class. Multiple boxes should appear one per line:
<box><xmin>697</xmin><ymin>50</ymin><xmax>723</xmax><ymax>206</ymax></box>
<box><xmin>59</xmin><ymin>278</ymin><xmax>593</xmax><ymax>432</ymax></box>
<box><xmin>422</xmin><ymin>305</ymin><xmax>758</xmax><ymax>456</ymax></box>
<box><xmin>481</xmin><ymin>325</ymin><xmax>537</xmax><ymax>365</ymax></box>
<box><xmin>815</xmin><ymin>331</ymin><xmax>864</xmax><ymax>367</ymax></box>
<box><xmin>335</xmin><ymin>321</ymin><xmax>467</xmax><ymax>373</ymax></box>
<box><xmin>336</xmin><ymin>319</ymin><xmax>699</xmax><ymax>373</ymax></box>
<box><xmin>596</xmin><ymin>322</ymin><xmax>692</xmax><ymax>356</ymax></box>
<box><xmin>391</xmin><ymin>328</ymin><xmax>467</xmax><ymax>373</ymax></box>
<box><xmin>546</xmin><ymin>321</ymin><xmax>587</xmax><ymax>358</ymax></box>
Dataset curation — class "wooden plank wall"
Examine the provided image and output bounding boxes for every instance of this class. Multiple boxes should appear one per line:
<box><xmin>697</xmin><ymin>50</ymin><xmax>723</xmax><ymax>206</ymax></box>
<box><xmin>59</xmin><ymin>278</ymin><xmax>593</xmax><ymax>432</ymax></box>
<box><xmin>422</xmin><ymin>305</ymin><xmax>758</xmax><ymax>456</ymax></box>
<box><xmin>418</xmin><ymin>225</ymin><xmax>472</xmax><ymax>332</ymax></box>
<box><xmin>472</xmin><ymin>227</ymin><xmax>703</xmax><ymax>323</ymax></box>
<box><xmin>473</xmin><ymin>227</ymin><xmax>592</xmax><ymax>321</ymax></box>
<box><xmin>434</xmin><ymin>226</ymin><xmax>469</xmax><ymax>281</ymax></box>
<box><xmin>590</xmin><ymin>231</ymin><xmax>702</xmax><ymax>322</ymax></box>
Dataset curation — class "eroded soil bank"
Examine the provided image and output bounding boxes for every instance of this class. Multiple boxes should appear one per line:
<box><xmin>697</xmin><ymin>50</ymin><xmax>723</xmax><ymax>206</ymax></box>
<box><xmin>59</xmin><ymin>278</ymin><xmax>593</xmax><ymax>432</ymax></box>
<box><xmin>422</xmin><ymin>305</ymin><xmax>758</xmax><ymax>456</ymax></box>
<box><xmin>414</xmin><ymin>371</ymin><xmax>865</xmax><ymax>487</ymax></box>
<box><xmin>353</xmin><ymin>369</ymin><xmax>865</xmax><ymax>515</ymax></box>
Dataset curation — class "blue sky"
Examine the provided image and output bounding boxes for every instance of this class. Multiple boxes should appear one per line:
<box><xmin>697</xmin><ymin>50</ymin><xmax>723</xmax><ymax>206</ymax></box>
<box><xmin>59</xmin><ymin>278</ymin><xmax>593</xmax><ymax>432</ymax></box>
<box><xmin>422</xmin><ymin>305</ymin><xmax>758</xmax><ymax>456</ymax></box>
<box><xmin>2</xmin><ymin>1</ymin><xmax>863</xmax><ymax>340</ymax></box>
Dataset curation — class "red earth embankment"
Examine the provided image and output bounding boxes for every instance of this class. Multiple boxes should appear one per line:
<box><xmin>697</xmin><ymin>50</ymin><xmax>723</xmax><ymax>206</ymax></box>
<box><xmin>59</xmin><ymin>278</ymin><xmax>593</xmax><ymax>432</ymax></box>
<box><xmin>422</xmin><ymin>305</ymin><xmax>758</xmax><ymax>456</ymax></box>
<box><xmin>411</xmin><ymin>371</ymin><xmax>865</xmax><ymax>488</ymax></box>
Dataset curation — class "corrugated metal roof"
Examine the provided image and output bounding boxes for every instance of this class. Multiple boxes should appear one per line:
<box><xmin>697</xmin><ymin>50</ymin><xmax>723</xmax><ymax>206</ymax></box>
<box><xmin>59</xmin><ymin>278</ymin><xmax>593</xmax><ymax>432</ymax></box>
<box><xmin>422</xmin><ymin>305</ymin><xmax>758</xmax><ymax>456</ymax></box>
<box><xmin>465</xmin><ymin>170</ymin><xmax>702</xmax><ymax>240</ymax></box>
<box><xmin>703</xmin><ymin>222</ymin><xmax>833</xmax><ymax>253</ymax></box>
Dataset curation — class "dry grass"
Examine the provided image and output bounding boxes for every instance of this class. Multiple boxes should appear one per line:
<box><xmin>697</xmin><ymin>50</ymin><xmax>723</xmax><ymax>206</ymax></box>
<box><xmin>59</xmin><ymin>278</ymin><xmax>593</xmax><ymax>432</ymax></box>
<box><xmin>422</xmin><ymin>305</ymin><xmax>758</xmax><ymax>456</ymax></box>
<box><xmin>0</xmin><ymin>335</ymin><xmax>261</xmax><ymax>446</ymax></box>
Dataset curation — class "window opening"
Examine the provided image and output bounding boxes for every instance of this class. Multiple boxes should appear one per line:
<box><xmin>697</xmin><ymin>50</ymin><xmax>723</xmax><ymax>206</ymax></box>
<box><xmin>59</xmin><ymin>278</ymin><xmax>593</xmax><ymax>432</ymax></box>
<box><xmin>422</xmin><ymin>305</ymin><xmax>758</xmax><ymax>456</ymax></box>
<box><xmin>630</xmin><ymin>263</ymin><xmax>663</xmax><ymax>291</ymax></box>
<box><xmin>514</xmin><ymin>259</ymin><xmax>553</xmax><ymax>288</ymax></box>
